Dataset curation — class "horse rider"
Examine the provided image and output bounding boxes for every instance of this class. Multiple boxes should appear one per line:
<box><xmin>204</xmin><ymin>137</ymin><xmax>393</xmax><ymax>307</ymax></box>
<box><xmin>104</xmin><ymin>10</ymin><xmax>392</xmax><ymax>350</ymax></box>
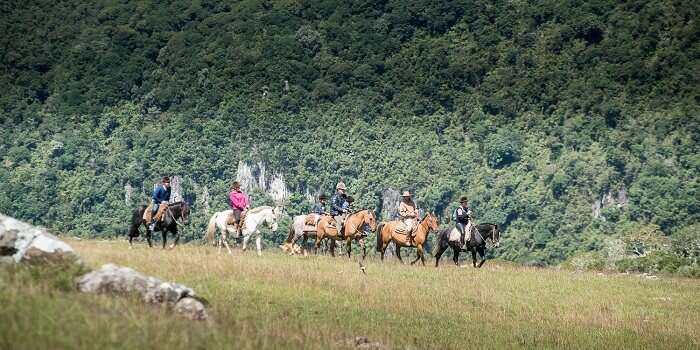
<box><xmin>454</xmin><ymin>196</ymin><xmax>473</xmax><ymax>247</ymax></box>
<box><xmin>229</xmin><ymin>181</ymin><xmax>250</xmax><ymax>236</ymax></box>
<box><xmin>311</xmin><ymin>194</ymin><xmax>329</xmax><ymax>215</ymax></box>
<box><xmin>399</xmin><ymin>191</ymin><xmax>419</xmax><ymax>244</ymax></box>
<box><xmin>330</xmin><ymin>180</ymin><xmax>350</xmax><ymax>238</ymax></box>
<box><xmin>149</xmin><ymin>176</ymin><xmax>171</xmax><ymax>231</ymax></box>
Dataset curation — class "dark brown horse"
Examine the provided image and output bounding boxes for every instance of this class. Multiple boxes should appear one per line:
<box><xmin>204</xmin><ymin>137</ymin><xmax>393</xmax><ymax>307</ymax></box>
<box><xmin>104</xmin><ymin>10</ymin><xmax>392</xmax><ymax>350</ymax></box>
<box><xmin>128</xmin><ymin>202</ymin><xmax>190</xmax><ymax>249</ymax></box>
<box><xmin>376</xmin><ymin>213</ymin><xmax>439</xmax><ymax>265</ymax></box>
<box><xmin>433</xmin><ymin>223</ymin><xmax>500</xmax><ymax>268</ymax></box>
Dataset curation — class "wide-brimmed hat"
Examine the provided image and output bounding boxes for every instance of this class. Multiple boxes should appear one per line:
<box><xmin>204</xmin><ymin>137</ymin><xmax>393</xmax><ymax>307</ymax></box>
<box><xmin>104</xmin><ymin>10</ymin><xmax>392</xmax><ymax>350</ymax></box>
<box><xmin>336</xmin><ymin>181</ymin><xmax>347</xmax><ymax>190</ymax></box>
<box><xmin>318</xmin><ymin>194</ymin><xmax>328</xmax><ymax>200</ymax></box>
<box><xmin>459</xmin><ymin>196</ymin><xmax>468</xmax><ymax>203</ymax></box>
<box><xmin>401</xmin><ymin>191</ymin><xmax>412</xmax><ymax>197</ymax></box>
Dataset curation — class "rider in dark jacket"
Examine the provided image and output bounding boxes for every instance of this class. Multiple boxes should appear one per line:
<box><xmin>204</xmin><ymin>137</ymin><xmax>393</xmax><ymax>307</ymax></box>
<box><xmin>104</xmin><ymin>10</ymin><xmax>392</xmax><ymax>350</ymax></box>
<box><xmin>331</xmin><ymin>181</ymin><xmax>349</xmax><ymax>237</ymax></box>
<box><xmin>454</xmin><ymin>196</ymin><xmax>472</xmax><ymax>247</ymax></box>
<box><xmin>311</xmin><ymin>194</ymin><xmax>328</xmax><ymax>215</ymax></box>
<box><xmin>149</xmin><ymin>176</ymin><xmax>171</xmax><ymax>231</ymax></box>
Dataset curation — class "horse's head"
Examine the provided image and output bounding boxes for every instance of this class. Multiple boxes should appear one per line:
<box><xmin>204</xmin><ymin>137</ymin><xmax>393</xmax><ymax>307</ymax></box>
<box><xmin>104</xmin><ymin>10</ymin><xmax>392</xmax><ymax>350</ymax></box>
<box><xmin>172</xmin><ymin>202</ymin><xmax>191</xmax><ymax>224</ymax></box>
<box><xmin>423</xmin><ymin>212</ymin><xmax>439</xmax><ymax>231</ymax></box>
<box><xmin>364</xmin><ymin>209</ymin><xmax>377</xmax><ymax>232</ymax></box>
<box><xmin>266</xmin><ymin>207</ymin><xmax>279</xmax><ymax>232</ymax></box>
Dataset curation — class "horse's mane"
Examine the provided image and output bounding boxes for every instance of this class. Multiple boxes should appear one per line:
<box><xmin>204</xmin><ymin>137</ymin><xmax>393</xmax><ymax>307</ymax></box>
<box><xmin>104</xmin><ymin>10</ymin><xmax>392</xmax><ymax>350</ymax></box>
<box><xmin>248</xmin><ymin>205</ymin><xmax>274</xmax><ymax>214</ymax></box>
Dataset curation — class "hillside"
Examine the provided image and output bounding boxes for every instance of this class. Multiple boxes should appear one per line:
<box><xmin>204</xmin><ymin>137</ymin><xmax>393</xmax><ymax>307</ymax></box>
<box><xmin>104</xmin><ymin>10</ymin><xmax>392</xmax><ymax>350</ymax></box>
<box><xmin>1</xmin><ymin>0</ymin><xmax>699</xmax><ymax>269</ymax></box>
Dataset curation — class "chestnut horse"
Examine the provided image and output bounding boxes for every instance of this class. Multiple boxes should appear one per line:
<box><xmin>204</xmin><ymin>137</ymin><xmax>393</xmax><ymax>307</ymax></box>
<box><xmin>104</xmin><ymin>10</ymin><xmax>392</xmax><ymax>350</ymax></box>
<box><xmin>315</xmin><ymin>209</ymin><xmax>377</xmax><ymax>259</ymax></box>
<box><xmin>376</xmin><ymin>212</ymin><xmax>439</xmax><ymax>265</ymax></box>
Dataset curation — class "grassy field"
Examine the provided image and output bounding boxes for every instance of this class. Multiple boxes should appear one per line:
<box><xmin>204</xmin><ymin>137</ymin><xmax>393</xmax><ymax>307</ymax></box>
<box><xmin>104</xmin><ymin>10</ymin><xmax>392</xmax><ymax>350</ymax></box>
<box><xmin>2</xmin><ymin>239</ymin><xmax>699</xmax><ymax>350</ymax></box>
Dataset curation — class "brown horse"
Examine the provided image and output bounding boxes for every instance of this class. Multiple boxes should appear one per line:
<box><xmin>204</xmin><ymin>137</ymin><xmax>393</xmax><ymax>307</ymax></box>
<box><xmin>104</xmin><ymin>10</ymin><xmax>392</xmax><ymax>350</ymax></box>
<box><xmin>280</xmin><ymin>214</ymin><xmax>338</xmax><ymax>256</ymax></box>
<box><xmin>376</xmin><ymin>213</ymin><xmax>439</xmax><ymax>265</ymax></box>
<box><xmin>315</xmin><ymin>209</ymin><xmax>377</xmax><ymax>259</ymax></box>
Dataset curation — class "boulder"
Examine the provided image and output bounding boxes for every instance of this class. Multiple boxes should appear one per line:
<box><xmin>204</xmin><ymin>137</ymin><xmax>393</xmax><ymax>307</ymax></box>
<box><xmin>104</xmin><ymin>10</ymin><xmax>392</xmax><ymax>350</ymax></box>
<box><xmin>77</xmin><ymin>264</ymin><xmax>208</xmax><ymax>320</ymax></box>
<box><xmin>0</xmin><ymin>213</ymin><xmax>78</xmax><ymax>264</ymax></box>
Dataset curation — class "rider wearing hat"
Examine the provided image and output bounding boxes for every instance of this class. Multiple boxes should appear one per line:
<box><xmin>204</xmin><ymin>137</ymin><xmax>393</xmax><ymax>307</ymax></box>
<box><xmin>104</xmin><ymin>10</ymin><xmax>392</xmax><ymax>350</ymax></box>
<box><xmin>311</xmin><ymin>194</ymin><xmax>329</xmax><ymax>215</ymax></box>
<box><xmin>399</xmin><ymin>191</ymin><xmax>419</xmax><ymax>244</ymax></box>
<box><xmin>454</xmin><ymin>196</ymin><xmax>473</xmax><ymax>247</ymax></box>
<box><xmin>330</xmin><ymin>180</ymin><xmax>350</xmax><ymax>238</ymax></box>
<box><xmin>229</xmin><ymin>181</ymin><xmax>250</xmax><ymax>236</ymax></box>
<box><xmin>149</xmin><ymin>176</ymin><xmax>171</xmax><ymax>231</ymax></box>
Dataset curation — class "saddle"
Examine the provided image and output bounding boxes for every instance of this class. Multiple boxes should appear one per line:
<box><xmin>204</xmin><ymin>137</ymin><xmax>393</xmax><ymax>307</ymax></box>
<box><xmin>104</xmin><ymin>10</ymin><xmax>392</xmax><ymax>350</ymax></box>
<box><xmin>448</xmin><ymin>224</ymin><xmax>473</xmax><ymax>246</ymax></box>
<box><xmin>226</xmin><ymin>209</ymin><xmax>248</xmax><ymax>228</ymax></box>
<box><xmin>304</xmin><ymin>214</ymin><xmax>318</xmax><ymax>226</ymax></box>
<box><xmin>143</xmin><ymin>203</ymin><xmax>169</xmax><ymax>223</ymax></box>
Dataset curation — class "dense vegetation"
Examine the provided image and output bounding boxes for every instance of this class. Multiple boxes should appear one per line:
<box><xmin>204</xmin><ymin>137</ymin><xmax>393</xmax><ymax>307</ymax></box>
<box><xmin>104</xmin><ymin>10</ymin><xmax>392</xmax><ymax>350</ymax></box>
<box><xmin>1</xmin><ymin>0</ymin><xmax>698</xmax><ymax>273</ymax></box>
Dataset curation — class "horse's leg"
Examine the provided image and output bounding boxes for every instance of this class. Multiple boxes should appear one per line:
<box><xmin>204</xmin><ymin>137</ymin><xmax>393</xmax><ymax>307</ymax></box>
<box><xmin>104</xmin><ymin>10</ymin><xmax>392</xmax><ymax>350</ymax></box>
<box><xmin>396</xmin><ymin>246</ymin><xmax>404</xmax><ymax>264</ymax></box>
<box><xmin>221</xmin><ymin>231</ymin><xmax>232</xmax><ymax>255</ymax></box>
<box><xmin>146</xmin><ymin>228</ymin><xmax>153</xmax><ymax>248</ymax></box>
<box><xmin>242</xmin><ymin>234</ymin><xmax>250</xmax><ymax>252</ymax></box>
<box><xmin>345</xmin><ymin>238</ymin><xmax>352</xmax><ymax>259</ymax></box>
<box><xmin>434</xmin><ymin>243</ymin><xmax>447</xmax><ymax>267</ymax></box>
<box><xmin>302</xmin><ymin>235</ymin><xmax>309</xmax><ymax>257</ymax></box>
<box><xmin>255</xmin><ymin>232</ymin><xmax>262</xmax><ymax>257</ymax></box>
<box><xmin>453</xmin><ymin>247</ymin><xmax>460</xmax><ymax>266</ymax></box>
<box><xmin>171</xmin><ymin>227</ymin><xmax>179</xmax><ymax>249</ymax></box>
<box><xmin>477</xmin><ymin>247</ymin><xmax>487</xmax><ymax>268</ymax></box>
<box><xmin>471</xmin><ymin>247</ymin><xmax>478</xmax><ymax>268</ymax></box>
<box><xmin>410</xmin><ymin>244</ymin><xmax>423</xmax><ymax>266</ymax></box>
<box><xmin>359</xmin><ymin>238</ymin><xmax>366</xmax><ymax>260</ymax></box>
<box><xmin>330</xmin><ymin>239</ymin><xmax>336</xmax><ymax>257</ymax></box>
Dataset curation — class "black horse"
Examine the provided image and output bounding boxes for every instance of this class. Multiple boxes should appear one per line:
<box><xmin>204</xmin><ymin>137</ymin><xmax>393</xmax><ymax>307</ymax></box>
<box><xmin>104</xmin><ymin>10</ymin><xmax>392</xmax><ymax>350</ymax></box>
<box><xmin>128</xmin><ymin>202</ymin><xmax>190</xmax><ymax>249</ymax></box>
<box><xmin>434</xmin><ymin>223</ymin><xmax>500</xmax><ymax>268</ymax></box>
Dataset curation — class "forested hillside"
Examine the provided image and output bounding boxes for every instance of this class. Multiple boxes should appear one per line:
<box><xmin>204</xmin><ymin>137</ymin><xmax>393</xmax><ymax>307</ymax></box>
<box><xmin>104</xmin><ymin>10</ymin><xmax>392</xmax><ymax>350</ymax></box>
<box><xmin>1</xmin><ymin>0</ymin><xmax>698</xmax><ymax>271</ymax></box>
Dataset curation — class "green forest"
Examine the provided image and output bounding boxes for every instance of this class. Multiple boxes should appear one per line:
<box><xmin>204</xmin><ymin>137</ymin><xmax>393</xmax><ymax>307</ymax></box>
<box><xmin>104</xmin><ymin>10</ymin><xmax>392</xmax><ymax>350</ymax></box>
<box><xmin>1</xmin><ymin>0</ymin><xmax>698</xmax><ymax>274</ymax></box>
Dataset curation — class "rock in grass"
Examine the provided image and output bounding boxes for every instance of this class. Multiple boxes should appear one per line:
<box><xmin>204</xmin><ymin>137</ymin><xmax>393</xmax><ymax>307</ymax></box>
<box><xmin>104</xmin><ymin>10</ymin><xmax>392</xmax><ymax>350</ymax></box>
<box><xmin>0</xmin><ymin>213</ymin><xmax>78</xmax><ymax>265</ymax></box>
<box><xmin>77</xmin><ymin>264</ymin><xmax>208</xmax><ymax>320</ymax></box>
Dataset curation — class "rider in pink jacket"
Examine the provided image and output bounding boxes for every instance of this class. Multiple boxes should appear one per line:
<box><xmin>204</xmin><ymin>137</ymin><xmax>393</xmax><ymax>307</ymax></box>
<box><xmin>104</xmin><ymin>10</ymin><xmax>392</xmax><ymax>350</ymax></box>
<box><xmin>228</xmin><ymin>181</ymin><xmax>250</xmax><ymax>235</ymax></box>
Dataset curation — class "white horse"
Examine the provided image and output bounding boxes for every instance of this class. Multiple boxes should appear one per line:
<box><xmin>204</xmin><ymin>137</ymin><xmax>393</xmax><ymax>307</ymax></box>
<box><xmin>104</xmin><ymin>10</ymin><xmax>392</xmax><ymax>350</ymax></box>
<box><xmin>206</xmin><ymin>206</ymin><xmax>281</xmax><ymax>256</ymax></box>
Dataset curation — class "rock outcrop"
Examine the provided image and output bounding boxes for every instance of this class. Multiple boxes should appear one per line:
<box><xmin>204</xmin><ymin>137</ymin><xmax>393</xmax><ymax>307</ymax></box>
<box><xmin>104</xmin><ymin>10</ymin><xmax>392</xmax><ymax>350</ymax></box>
<box><xmin>0</xmin><ymin>213</ymin><xmax>78</xmax><ymax>264</ymax></box>
<box><xmin>77</xmin><ymin>264</ymin><xmax>208</xmax><ymax>320</ymax></box>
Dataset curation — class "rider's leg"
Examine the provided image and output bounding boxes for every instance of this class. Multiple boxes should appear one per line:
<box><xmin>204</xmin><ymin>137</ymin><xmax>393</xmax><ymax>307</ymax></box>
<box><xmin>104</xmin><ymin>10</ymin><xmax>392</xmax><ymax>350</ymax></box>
<box><xmin>233</xmin><ymin>208</ymin><xmax>242</xmax><ymax>237</ymax></box>
<box><xmin>334</xmin><ymin>215</ymin><xmax>344</xmax><ymax>238</ymax></box>
<box><xmin>148</xmin><ymin>203</ymin><xmax>159</xmax><ymax>231</ymax></box>
<box><xmin>457</xmin><ymin>222</ymin><xmax>466</xmax><ymax>247</ymax></box>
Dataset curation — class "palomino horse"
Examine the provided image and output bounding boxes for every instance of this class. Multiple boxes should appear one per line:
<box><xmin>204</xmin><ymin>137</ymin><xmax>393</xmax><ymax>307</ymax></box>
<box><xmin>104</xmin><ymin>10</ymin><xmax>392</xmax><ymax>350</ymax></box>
<box><xmin>280</xmin><ymin>214</ymin><xmax>338</xmax><ymax>256</ymax></box>
<box><xmin>206</xmin><ymin>206</ymin><xmax>281</xmax><ymax>256</ymax></box>
<box><xmin>128</xmin><ymin>202</ymin><xmax>191</xmax><ymax>249</ymax></box>
<box><xmin>315</xmin><ymin>209</ymin><xmax>377</xmax><ymax>259</ymax></box>
<box><xmin>433</xmin><ymin>223</ymin><xmax>500</xmax><ymax>268</ymax></box>
<box><xmin>376</xmin><ymin>212</ymin><xmax>439</xmax><ymax>265</ymax></box>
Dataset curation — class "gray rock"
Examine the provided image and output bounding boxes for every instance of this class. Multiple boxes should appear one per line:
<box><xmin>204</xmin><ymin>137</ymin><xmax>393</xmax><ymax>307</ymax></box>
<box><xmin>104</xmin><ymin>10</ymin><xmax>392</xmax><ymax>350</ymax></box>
<box><xmin>78</xmin><ymin>264</ymin><xmax>207</xmax><ymax>320</ymax></box>
<box><xmin>0</xmin><ymin>213</ymin><xmax>78</xmax><ymax>264</ymax></box>
<box><xmin>174</xmin><ymin>297</ymin><xmax>208</xmax><ymax>321</ymax></box>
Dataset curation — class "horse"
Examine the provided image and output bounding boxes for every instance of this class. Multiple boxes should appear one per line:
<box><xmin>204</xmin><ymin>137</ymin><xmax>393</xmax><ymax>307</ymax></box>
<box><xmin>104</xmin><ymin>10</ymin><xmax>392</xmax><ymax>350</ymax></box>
<box><xmin>280</xmin><ymin>214</ymin><xmax>338</xmax><ymax>256</ymax></box>
<box><xmin>376</xmin><ymin>212</ymin><xmax>439</xmax><ymax>266</ymax></box>
<box><xmin>433</xmin><ymin>223</ymin><xmax>500</xmax><ymax>268</ymax></box>
<box><xmin>127</xmin><ymin>201</ymin><xmax>191</xmax><ymax>249</ymax></box>
<box><xmin>205</xmin><ymin>206</ymin><xmax>281</xmax><ymax>256</ymax></box>
<box><xmin>315</xmin><ymin>209</ymin><xmax>377</xmax><ymax>259</ymax></box>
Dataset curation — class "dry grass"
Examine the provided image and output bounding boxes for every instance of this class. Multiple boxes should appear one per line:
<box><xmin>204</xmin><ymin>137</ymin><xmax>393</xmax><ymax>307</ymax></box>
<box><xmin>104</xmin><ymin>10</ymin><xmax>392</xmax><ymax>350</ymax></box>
<box><xmin>2</xmin><ymin>238</ymin><xmax>699</xmax><ymax>349</ymax></box>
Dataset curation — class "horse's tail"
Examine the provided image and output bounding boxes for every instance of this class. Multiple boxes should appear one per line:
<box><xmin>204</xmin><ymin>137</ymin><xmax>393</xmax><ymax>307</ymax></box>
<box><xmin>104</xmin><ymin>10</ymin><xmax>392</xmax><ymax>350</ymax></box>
<box><xmin>128</xmin><ymin>205</ymin><xmax>147</xmax><ymax>237</ymax></box>
<box><xmin>432</xmin><ymin>229</ymin><xmax>449</xmax><ymax>257</ymax></box>
<box><xmin>375</xmin><ymin>222</ymin><xmax>385</xmax><ymax>252</ymax></box>
<box><xmin>285</xmin><ymin>221</ymin><xmax>295</xmax><ymax>244</ymax></box>
<box><xmin>206</xmin><ymin>214</ymin><xmax>217</xmax><ymax>245</ymax></box>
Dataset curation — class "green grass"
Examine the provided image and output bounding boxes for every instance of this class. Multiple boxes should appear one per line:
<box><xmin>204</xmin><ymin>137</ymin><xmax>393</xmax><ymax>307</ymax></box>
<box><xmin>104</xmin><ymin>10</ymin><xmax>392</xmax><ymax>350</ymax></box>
<box><xmin>2</xmin><ymin>238</ymin><xmax>699</xmax><ymax>349</ymax></box>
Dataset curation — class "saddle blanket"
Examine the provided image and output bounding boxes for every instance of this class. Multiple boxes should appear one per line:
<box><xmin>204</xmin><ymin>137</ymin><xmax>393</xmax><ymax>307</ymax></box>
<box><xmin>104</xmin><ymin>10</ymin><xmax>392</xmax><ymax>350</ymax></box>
<box><xmin>143</xmin><ymin>203</ymin><xmax>169</xmax><ymax>223</ymax></box>
<box><xmin>448</xmin><ymin>223</ymin><xmax>473</xmax><ymax>244</ymax></box>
